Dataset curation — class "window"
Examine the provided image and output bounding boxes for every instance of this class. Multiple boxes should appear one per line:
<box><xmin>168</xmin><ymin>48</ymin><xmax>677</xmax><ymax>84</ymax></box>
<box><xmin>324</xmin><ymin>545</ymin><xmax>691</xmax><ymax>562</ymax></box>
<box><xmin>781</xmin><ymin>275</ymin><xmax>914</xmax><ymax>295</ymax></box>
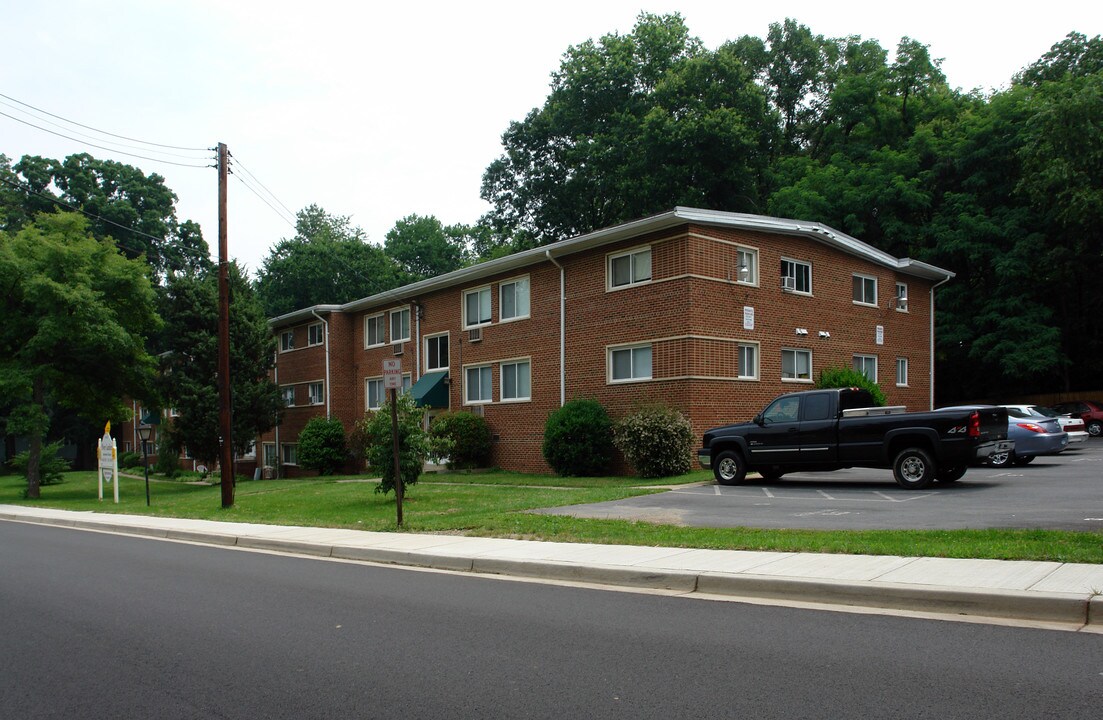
<box><xmin>609</xmin><ymin>344</ymin><xmax>652</xmax><ymax>382</ymax></box>
<box><xmin>608</xmin><ymin>246</ymin><xmax>652</xmax><ymax>289</ymax></box>
<box><xmin>464</xmin><ymin>287</ymin><xmax>492</xmax><ymax>327</ymax></box>
<box><xmin>263</xmin><ymin>443</ymin><xmax>277</xmax><ymax>469</ymax></box>
<box><xmin>781</xmin><ymin>348</ymin><xmax>812</xmax><ymax>381</ymax></box>
<box><xmin>280</xmin><ymin>330</ymin><xmax>294</xmax><ymax>352</ymax></box>
<box><xmin>895</xmin><ymin>282</ymin><xmax>909</xmax><ymax>311</ymax></box>
<box><xmin>308</xmin><ymin>382</ymin><xmax>324</xmax><ymax>405</ymax></box>
<box><xmin>365</xmin><ymin>314</ymin><xmax>386</xmax><ymax>347</ymax></box>
<box><xmin>281</xmin><ymin>443</ymin><xmax>298</xmax><ymax>466</ymax></box>
<box><xmin>366</xmin><ymin>375</ymin><xmax>411</xmax><ymax>410</ymax></box>
<box><xmin>465</xmin><ymin>365</ymin><xmax>493</xmax><ymax>404</ymax></box>
<box><xmin>308</xmin><ymin>322</ymin><xmax>324</xmax><ymax>346</ymax></box>
<box><xmin>737</xmin><ymin>343</ymin><xmax>758</xmax><ymax>380</ymax></box>
<box><xmin>500</xmin><ymin>277</ymin><xmax>530</xmax><ymax>321</ymax></box>
<box><xmin>803</xmin><ymin>393</ymin><xmax>832</xmax><ymax>421</ymax></box>
<box><xmin>281</xmin><ymin>386</ymin><xmax>295</xmax><ymax>406</ymax></box>
<box><xmin>896</xmin><ymin>357</ymin><xmax>909</xmax><ymax>387</ymax></box>
<box><xmin>425</xmin><ymin>333</ymin><xmax>449</xmax><ymax>372</ymax></box>
<box><xmin>735</xmin><ymin>247</ymin><xmax>757</xmax><ymax>285</ymax></box>
<box><xmin>763</xmin><ymin>395</ymin><xmax>800</xmax><ymax>424</ymax></box>
<box><xmin>501</xmin><ymin>359</ymin><xmax>531</xmax><ymax>401</ymax></box>
<box><xmin>853</xmin><ymin>354</ymin><xmax>878</xmax><ymax>382</ymax></box>
<box><xmin>780</xmin><ymin>258</ymin><xmax>812</xmax><ymax>294</ymax></box>
<box><xmin>390</xmin><ymin>307</ymin><xmax>410</xmax><ymax>343</ymax></box>
<box><xmin>852</xmin><ymin>274</ymin><xmax>877</xmax><ymax>305</ymax></box>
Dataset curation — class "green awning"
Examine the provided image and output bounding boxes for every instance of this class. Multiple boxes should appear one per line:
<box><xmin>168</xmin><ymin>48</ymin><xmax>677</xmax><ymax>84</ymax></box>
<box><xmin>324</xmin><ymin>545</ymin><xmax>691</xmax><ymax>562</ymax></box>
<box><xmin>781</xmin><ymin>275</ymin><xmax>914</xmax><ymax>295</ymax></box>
<box><xmin>410</xmin><ymin>371</ymin><xmax>449</xmax><ymax>408</ymax></box>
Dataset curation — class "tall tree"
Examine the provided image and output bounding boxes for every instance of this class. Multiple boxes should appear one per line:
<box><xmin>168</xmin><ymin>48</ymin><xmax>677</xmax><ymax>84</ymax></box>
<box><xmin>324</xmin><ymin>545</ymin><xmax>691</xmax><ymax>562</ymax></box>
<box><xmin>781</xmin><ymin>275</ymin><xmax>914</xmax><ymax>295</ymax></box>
<box><xmin>383</xmin><ymin>214</ymin><xmax>472</xmax><ymax>281</ymax></box>
<box><xmin>255</xmin><ymin>204</ymin><xmax>402</xmax><ymax>317</ymax></box>
<box><xmin>158</xmin><ymin>262</ymin><xmax>283</xmax><ymax>468</ymax></box>
<box><xmin>0</xmin><ymin>212</ymin><xmax>160</xmax><ymax>497</ymax></box>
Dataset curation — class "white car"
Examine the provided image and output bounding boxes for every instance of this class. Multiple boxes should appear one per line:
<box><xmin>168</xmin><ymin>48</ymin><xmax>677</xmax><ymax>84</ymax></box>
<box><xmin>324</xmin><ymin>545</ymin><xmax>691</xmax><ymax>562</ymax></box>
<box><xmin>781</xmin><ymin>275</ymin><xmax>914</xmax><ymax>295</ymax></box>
<box><xmin>1001</xmin><ymin>404</ymin><xmax>1088</xmax><ymax>444</ymax></box>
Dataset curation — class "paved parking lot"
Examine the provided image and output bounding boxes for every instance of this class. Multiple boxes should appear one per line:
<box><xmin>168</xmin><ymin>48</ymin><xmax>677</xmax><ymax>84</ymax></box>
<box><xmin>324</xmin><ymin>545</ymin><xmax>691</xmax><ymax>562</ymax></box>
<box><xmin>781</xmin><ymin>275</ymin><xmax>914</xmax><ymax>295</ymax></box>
<box><xmin>537</xmin><ymin>442</ymin><xmax>1103</xmax><ymax>531</ymax></box>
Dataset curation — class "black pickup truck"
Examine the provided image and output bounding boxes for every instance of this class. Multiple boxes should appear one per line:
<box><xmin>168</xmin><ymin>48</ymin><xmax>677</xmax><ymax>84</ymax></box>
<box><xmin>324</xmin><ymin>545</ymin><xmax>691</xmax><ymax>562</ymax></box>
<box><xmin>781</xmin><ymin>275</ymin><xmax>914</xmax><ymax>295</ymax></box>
<box><xmin>697</xmin><ymin>388</ymin><xmax>1011</xmax><ymax>489</ymax></box>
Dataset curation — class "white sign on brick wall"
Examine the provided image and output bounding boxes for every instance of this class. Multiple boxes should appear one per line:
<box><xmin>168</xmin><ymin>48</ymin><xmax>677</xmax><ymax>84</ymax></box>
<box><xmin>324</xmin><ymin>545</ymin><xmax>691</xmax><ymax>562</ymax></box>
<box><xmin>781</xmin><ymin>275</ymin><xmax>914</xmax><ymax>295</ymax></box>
<box><xmin>875</xmin><ymin>325</ymin><xmax>884</xmax><ymax>345</ymax></box>
<box><xmin>743</xmin><ymin>306</ymin><xmax>754</xmax><ymax>331</ymax></box>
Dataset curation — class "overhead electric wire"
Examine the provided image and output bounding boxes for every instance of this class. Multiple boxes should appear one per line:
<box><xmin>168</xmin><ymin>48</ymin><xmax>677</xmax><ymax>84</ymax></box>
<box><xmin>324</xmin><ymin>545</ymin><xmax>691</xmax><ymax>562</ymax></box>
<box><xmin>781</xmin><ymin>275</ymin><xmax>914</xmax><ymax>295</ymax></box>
<box><xmin>0</xmin><ymin>110</ymin><xmax>213</xmax><ymax>169</ymax></box>
<box><xmin>231</xmin><ymin>154</ymin><xmax>297</xmax><ymax>220</ymax></box>
<box><xmin>0</xmin><ymin>91</ymin><xmax>210</xmax><ymax>152</ymax></box>
<box><xmin>232</xmin><ymin>173</ymin><xmax>296</xmax><ymax>229</ymax></box>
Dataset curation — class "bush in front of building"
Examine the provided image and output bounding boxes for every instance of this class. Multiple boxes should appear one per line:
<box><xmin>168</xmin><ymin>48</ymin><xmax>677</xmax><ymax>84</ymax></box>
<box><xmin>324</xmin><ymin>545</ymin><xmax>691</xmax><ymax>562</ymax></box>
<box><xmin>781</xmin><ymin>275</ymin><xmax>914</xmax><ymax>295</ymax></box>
<box><xmin>354</xmin><ymin>392</ymin><xmax>432</xmax><ymax>494</ymax></box>
<box><xmin>542</xmin><ymin>398</ymin><xmax>613</xmax><ymax>476</ymax></box>
<box><xmin>154</xmin><ymin>433</ymin><xmax>181</xmax><ymax>478</ymax></box>
<box><xmin>119</xmin><ymin>451</ymin><xmax>142</xmax><ymax>469</ymax></box>
<box><xmin>816</xmin><ymin>366</ymin><xmax>887</xmax><ymax>406</ymax></box>
<box><xmin>428</xmin><ymin>411</ymin><xmax>492</xmax><ymax>470</ymax></box>
<box><xmin>613</xmin><ymin>404</ymin><xmax>695</xmax><ymax>478</ymax></box>
<box><xmin>297</xmin><ymin>417</ymin><xmax>348</xmax><ymax>476</ymax></box>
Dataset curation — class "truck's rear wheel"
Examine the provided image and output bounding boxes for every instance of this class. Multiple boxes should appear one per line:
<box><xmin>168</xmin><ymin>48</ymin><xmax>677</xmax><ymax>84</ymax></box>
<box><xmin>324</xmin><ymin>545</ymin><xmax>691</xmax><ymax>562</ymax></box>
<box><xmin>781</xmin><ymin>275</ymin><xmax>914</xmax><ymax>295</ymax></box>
<box><xmin>893</xmin><ymin>447</ymin><xmax>935</xmax><ymax>489</ymax></box>
<box><xmin>714</xmin><ymin>450</ymin><xmax>747</xmax><ymax>486</ymax></box>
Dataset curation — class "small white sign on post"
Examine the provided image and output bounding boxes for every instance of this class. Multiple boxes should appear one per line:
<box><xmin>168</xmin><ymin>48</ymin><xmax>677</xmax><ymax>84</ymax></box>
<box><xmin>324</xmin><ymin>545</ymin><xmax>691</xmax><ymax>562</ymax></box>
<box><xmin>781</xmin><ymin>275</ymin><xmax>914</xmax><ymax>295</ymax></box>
<box><xmin>97</xmin><ymin>425</ymin><xmax>119</xmax><ymax>504</ymax></box>
<box><xmin>383</xmin><ymin>358</ymin><xmax>403</xmax><ymax>389</ymax></box>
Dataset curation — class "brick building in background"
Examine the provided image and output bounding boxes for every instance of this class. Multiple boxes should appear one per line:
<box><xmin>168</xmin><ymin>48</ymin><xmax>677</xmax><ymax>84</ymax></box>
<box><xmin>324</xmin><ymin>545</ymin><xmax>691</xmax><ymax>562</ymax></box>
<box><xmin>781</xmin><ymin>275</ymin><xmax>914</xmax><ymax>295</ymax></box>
<box><xmin>258</xmin><ymin>208</ymin><xmax>953</xmax><ymax>476</ymax></box>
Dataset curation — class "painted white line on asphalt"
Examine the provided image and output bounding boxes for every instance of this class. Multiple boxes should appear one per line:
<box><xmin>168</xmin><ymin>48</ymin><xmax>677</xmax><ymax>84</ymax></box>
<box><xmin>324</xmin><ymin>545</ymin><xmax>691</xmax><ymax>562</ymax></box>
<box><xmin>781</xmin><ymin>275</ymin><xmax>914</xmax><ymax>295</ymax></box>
<box><xmin>762</xmin><ymin>488</ymin><xmax>775</xmax><ymax>498</ymax></box>
<box><xmin>817</xmin><ymin>490</ymin><xmax>835</xmax><ymax>500</ymax></box>
<box><xmin>873</xmin><ymin>491</ymin><xmax>903</xmax><ymax>503</ymax></box>
<box><xmin>714</xmin><ymin>485</ymin><xmax>722</xmax><ymax>495</ymax></box>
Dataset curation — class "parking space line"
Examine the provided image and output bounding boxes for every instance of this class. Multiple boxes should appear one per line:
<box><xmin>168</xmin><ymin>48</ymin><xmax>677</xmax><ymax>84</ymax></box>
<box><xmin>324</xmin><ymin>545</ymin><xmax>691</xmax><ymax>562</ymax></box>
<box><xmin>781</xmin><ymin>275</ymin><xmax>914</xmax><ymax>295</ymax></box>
<box><xmin>762</xmin><ymin>488</ymin><xmax>775</xmax><ymax>498</ymax></box>
<box><xmin>817</xmin><ymin>490</ymin><xmax>835</xmax><ymax>500</ymax></box>
<box><xmin>713</xmin><ymin>485</ymin><xmax>721</xmax><ymax>496</ymax></box>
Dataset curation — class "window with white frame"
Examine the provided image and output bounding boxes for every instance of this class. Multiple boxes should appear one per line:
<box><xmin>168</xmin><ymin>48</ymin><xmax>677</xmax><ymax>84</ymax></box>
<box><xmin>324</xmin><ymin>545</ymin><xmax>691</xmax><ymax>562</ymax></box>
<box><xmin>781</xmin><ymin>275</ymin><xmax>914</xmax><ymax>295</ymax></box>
<box><xmin>780</xmin><ymin>258</ymin><xmax>812</xmax><ymax>294</ymax></box>
<box><xmin>465</xmin><ymin>365</ymin><xmax>493</xmax><ymax>404</ymax></box>
<box><xmin>735</xmin><ymin>247</ymin><xmax>757</xmax><ymax>285</ymax></box>
<box><xmin>390</xmin><ymin>307</ymin><xmax>410</xmax><ymax>343</ymax></box>
<box><xmin>308</xmin><ymin>382</ymin><xmax>324</xmax><ymax>405</ymax></box>
<box><xmin>281</xmin><ymin>443</ymin><xmax>298</xmax><ymax>465</ymax></box>
<box><xmin>608</xmin><ymin>246</ymin><xmax>652</xmax><ymax>289</ymax></box>
<box><xmin>853</xmin><ymin>354</ymin><xmax>878</xmax><ymax>382</ymax></box>
<box><xmin>781</xmin><ymin>348</ymin><xmax>812</xmax><ymax>380</ymax></box>
<box><xmin>425</xmin><ymin>333</ymin><xmax>449</xmax><ymax>372</ymax></box>
<box><xmin>281</xmin><ymin>386</ymin><xmax>295</xmax><ymax>406</ymax></box>
<box><xmin>308</xmin><ymin>322</ymin><xmax>324</xmax><ymax>346</ymax></box>
<box><xmin>499</xmin><ymin>277</ymin><xmax>530</xmax><ymax>321</ymax></box>
<box><xmin>609</xmin><ymin>344</ymin><xmax>652</xmax><ymax>382</ymax></box>
<box><xmin>365</xmin><ymin>314</ymin><xmax>386</xmax><ymax>347</ymax></box>
<box><xmin>464</xmin><ymin>287</ymin><xmax>492</xmax><ymax>327</ymax></box>
<box><xmin>366</xmin><ymin>375</ymin><xmax>411</xmax><ymax>410</ymax></box>
<box><xmin>738</xmin><ymin>343</ymin><xmax>758</xmax><ymax>380</ymax></box>
<box><xmin>895</xmin><ymin>282</ymin><xmax>909</xmax><ymax>311</ymax></box>
<box><xmin>896</xmin><ymin>357</ymin><xmax>909</xmax><ymax>386</ymax></box>
<box><xmin>280</xmin><ymin>330</ymin><xmax>295</xmax><ymax>352</ymax></box>
<box><xmin>263</xmin><ymin>443</ymin><xmax>277</xmax><ymax>469</ymax></box>
<box><xmin>501</xmin><ymin>359</ymin><xmax>531</xmax><ymax>401</ymax></box>
<box><xmin>852</xmin><ymin>274</ymin><xmax>877</xmax><ymax>305</ymax></box>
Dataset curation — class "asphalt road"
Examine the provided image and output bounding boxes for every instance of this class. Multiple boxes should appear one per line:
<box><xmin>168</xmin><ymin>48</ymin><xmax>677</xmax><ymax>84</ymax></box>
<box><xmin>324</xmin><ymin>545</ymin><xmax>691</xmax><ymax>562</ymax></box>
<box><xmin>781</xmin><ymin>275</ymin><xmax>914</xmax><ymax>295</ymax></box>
<box><xmin>2</xmin><ymin>521</ymin><xmax>1101</xmax><ymax>719</ymax></box>
<box><xmin>538</xmin><ymin>441</ymin><xmax>1103</xmax><ymax>531</ymax></box>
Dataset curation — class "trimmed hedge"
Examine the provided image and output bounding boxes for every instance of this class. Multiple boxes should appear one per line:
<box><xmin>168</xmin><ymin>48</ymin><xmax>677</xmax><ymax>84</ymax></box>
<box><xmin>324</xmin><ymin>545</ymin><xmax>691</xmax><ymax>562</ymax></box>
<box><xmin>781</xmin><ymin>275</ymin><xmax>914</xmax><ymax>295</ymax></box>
<box><xmin>542</xmin><ymin>398</ymin><xmax>613</xmax><ymax>476</ymax></box>
<box><xmin>614</xmin><ymin>404</ymin><xmax>695</xmax><ymax>478</ymax></box>
<box><xmin>428</xmin><ymin>411</ymin><xmax>492</xmax><ymax>469</ymax></box>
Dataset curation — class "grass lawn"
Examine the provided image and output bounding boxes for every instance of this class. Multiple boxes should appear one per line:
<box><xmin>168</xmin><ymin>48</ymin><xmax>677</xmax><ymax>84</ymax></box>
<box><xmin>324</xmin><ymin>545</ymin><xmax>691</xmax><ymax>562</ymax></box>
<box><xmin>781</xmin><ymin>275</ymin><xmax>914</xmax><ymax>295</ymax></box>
<box><xmin>3</xmin><ymin>469</ymin><xmax>1101</xmax><ymax>564</ymax></box>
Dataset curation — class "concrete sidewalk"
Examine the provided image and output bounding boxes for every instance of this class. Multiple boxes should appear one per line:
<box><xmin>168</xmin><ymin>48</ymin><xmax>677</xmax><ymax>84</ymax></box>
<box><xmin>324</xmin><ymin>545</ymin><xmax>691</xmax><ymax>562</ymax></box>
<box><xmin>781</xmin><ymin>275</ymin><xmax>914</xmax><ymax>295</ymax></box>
<box><xmin>3</xmin><ymin>503</ymin><xmax>1101</xmax><ymax>630</ymax></box>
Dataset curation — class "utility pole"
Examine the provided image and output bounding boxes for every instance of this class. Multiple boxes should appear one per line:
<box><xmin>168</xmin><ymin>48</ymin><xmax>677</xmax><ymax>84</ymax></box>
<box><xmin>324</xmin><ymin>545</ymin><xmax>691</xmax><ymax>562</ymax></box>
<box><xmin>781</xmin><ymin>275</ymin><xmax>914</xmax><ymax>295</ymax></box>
<box><xmin>217</xmin><ymin>142</ymin><xmax>234</xmax><ymax>509</ymax></box>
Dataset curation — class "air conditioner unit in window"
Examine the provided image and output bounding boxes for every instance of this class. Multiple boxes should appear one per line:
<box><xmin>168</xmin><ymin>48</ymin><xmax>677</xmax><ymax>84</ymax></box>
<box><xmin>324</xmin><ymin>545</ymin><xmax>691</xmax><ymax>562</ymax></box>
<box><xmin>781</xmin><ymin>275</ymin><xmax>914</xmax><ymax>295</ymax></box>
<box><xmin>781</xmin><ymin>276</ymin><xmax>796</xmax><ymax>291</ymax></box>
<box><xmin>468</xmin><ymin>328</ymin><xmax>482</xmax><ymax>343</ymax></box>
<box><xmin>392</xmin><ymin>343</ymin><xmax>404</xmax><ymax>356</ymax></box>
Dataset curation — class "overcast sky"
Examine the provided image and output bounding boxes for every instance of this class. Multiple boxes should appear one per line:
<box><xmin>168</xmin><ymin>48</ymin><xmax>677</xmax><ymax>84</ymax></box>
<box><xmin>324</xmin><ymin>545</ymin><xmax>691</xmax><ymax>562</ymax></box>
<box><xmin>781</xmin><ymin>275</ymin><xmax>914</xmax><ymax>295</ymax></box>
<box><xmin>2</xmin><ymin>1</ymin><xmax>1099</xmax><ymax>274</ymax></box>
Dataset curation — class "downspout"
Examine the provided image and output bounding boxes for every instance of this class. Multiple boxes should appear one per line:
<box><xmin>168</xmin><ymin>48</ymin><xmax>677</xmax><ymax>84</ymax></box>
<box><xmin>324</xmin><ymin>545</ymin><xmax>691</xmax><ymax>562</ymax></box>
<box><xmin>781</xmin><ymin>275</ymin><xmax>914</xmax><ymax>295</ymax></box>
<box><xmin>414</xmin><ymin>302</ymin><xmax>421</xmax><ymax>382</ymax></box>
<box><xmin>929</xmin><ymin>275</ymin><xmax>952</xmax><ymax>410</ymax></box>
<box><xmin>310</xmin><ymin>310</ymin><xmax>332</xmax><ymax>419</ymax></box>
<box><xmin>545</xmin><ymin>251</ymin><xmax>565</xmax><ymax>407</ymax></box>
<box><xmin>273</xmin><ymin>349</ymin><xmax>280</xmax><ymax>478</ymax></box>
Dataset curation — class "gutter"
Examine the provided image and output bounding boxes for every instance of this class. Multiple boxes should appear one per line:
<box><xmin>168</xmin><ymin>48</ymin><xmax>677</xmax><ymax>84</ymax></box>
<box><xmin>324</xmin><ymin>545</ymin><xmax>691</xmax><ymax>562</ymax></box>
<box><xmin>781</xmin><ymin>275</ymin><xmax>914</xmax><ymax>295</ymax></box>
<box><xmin>310</xmin><ymin>309</ymin><xmax>332</xmax><ymax>419</ymax></box>
<box><xmin>545</xmin><ymin>250</ymin><xmax>565</xmax><ymax>407</ymax></box>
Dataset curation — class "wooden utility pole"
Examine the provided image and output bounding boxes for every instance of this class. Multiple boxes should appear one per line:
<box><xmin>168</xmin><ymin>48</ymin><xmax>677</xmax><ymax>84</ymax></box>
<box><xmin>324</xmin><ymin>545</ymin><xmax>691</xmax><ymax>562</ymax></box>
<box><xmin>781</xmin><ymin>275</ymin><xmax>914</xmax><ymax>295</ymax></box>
<box><xmin>217</xmin><ymin>142</ymin><xmax>234</xmax><ymax>508</ymax></box>
<box><xmin>390</xmin><ymin>388</ymin><xmax>403</xmax><ymax>526</ymax></box>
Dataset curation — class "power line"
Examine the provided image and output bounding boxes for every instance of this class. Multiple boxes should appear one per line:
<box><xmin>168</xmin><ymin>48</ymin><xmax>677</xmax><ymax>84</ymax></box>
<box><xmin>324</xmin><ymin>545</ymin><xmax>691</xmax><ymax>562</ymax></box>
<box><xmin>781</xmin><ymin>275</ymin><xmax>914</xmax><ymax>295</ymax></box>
<box><xmin>232</xmin><ymin>173</ymin><xmax>296</xmax><ymax>229</ymax></box>
<box><xmin>231</xmin><ymin>154</ymin><xmax>297</xmax><ymax>220</ymax></box>
<box><xmin>0</xmin><ymin>91</ymin><xmax>210</xmax><ymax>152</ymax></box>
<box><xmin>0</xmin><ymin>110</ymin><xmax>213</xmax><ymax>169</ymax></box>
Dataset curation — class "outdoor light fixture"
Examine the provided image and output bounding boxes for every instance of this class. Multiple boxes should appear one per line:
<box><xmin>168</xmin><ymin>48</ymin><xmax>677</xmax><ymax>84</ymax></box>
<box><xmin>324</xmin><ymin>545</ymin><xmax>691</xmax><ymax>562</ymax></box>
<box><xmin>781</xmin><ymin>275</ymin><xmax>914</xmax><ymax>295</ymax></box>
<box><xmin>795</xmin><ymin>328</ymin><xmax>808</xmax><ymax>335</ymax></box>
<box><xmin>137</xmin><ymin>425</ymin><xmax>152</xmax><ymax>507</ymax></box>
<box><xmin>737</xmin><ymin>263</ymin><xmax>750</xmax><ymax>282</ymax></box>
<box><xmin>819</xmin><ymin>331</ymin><xmax>831</xmax><ymax>338</ymax></box>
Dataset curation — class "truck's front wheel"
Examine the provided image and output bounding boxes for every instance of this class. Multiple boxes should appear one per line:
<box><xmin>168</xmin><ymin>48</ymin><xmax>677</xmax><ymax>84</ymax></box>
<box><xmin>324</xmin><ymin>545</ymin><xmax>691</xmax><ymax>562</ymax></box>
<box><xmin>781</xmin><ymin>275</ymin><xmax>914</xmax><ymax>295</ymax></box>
<box><xmin>714</xmin><ymin>450</ymin><xmax>747</xmax><ymax>486</ymax></box>
<box><xmin>893</xmin><ymin>447</ymin><xmax>935</xmax><ymax>489</ymax></box>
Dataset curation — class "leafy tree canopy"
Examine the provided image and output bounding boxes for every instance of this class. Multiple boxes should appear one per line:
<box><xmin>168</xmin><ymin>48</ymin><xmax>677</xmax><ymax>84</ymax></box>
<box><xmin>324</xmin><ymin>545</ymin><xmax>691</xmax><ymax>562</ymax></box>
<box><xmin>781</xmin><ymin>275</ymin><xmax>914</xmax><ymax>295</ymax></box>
<box><xmin>383</xmin><ymin>214</ymin><xmax>473</xmax><ymax>281</ymax></box>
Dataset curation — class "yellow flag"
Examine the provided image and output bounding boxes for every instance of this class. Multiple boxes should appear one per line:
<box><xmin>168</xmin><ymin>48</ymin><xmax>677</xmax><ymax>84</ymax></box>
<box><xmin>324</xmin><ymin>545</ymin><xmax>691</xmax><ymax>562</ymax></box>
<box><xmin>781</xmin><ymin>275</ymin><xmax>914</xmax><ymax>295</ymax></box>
<box><xmin>104</xmin><ymin>421</ymin><xmax>111</xmax><ymax>435</ymax></box>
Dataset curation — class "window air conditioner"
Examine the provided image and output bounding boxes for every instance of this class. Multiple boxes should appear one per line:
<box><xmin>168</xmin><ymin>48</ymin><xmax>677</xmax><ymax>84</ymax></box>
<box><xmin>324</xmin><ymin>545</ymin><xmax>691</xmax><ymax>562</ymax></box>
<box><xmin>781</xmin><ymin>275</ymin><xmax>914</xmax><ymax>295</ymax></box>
<box><xmin>781</xmin><ymin>276</ymin><xmax>796</xmax><ymax>291</ymax></box>
<box><xmin>468</xmin><ymin>328</ymin><xmax>482</xmax><ymax>343</ymax></box>
<box><xmin>392</xmin><ymin>343</ymin><xmax>403</xmax><ymax>356</ymax></box>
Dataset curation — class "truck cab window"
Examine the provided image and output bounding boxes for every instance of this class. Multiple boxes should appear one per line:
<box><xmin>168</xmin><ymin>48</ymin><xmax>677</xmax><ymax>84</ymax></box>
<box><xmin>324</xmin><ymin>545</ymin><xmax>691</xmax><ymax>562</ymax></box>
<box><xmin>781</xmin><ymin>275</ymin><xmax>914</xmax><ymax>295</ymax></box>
<box><xmin>764</xmin><ymin>396</ymin><xmax>801</xmax><ymax>424</ymax></box>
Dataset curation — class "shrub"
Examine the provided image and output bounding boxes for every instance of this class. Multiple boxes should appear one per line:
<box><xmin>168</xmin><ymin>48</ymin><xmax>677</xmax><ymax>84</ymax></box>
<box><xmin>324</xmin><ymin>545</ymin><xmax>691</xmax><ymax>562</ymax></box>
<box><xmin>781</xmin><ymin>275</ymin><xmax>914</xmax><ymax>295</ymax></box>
<box><xmin>154</xmin><ymin>433</ymin><xmax>180</xmax><ymax>478</ymax></box>
<box><xmin>119</xmin><ymin>451</ymin><xmax>142</xmax><ymax>469</ymax></box>
<box><xmin>297</xmin><ymin>417</ymin><xmax>348</xmax><ymax>475</ymax></box>
<box><xmin>354</xmin><ymin>392</ymin><xmax>433</xmax><ymax>495</ymax></box>
<box><xmin>816</xmin><ymin>365</ymin><xmax>887</xmax><ymax>406</ymax></box>
<box><xmin>428</xmin><ymin>411</ymin><xmax>492</xmax><ymax>469</ymax></box>
<box><xmin>614</xmin><ymin>404</ymin><xmax>695</xmax><ymax>478</ymax></box>
<box><xmin>542</xmin><ymin>398</ymin><xmax>613</xmax><ymax>476</ymax></box>
<box><xmin>9</xmin><ymin>441</ymin><xmax>69</xmax><ymax>487</ymax></box>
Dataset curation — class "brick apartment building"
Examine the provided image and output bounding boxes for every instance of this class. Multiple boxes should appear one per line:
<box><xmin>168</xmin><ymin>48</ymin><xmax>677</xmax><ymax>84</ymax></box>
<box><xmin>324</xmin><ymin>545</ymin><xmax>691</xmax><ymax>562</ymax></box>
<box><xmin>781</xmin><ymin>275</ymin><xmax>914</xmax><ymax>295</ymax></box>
<box><xmin>258</xmin><ymin>207</ymin><xmax>953</xmax><ymax>476</ymax></box>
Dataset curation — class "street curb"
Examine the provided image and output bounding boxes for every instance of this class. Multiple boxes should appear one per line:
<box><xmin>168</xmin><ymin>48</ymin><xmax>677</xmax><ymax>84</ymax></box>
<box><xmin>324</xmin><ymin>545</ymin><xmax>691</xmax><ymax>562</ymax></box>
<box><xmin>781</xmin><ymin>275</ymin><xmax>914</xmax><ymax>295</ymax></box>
<box><xmin>2</xmin><ymin>511</ymin><xmax>1097</xmax><ymax>627</ymax></box>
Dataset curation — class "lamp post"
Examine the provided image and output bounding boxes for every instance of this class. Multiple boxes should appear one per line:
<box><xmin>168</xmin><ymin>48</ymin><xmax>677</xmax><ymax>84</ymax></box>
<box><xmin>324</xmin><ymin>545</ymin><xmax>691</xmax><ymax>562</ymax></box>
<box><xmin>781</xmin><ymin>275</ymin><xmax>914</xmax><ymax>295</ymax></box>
<box><xmin>137</xmin><ymin>425</ymin><xmax>152</xmax><ymax>507</ymax></box>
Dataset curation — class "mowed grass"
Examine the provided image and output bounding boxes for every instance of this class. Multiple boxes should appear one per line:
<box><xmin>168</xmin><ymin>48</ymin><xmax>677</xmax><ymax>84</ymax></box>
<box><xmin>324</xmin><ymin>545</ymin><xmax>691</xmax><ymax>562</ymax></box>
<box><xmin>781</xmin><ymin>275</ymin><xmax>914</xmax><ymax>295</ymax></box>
<box><xmin>3</xmin><ymin>470</ymin><xmax>1102</xmax><ymax>564</ymax></box>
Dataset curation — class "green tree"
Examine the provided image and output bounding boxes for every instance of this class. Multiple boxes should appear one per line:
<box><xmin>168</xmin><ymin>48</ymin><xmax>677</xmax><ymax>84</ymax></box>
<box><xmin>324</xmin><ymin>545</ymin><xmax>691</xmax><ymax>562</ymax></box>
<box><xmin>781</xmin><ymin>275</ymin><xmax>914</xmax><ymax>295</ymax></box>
<box><xmin>542</xmin><ymin>398</ymin><xmax>613</xmax><ymax>476</ymax></box>
<box><xmin>255</xmin><ymin>204</ymin><xmax>403</xmax><ymax>317</ymax></box>
<box><xmin>297</xmin><ymin>416</ymin><xmax>348</xmax><ymax>475</ymax></box>
<box><xmin>158</xmin><ymin>262</ymin><xmax>282</xmax><ymax>469</ymax></box>
<box><xmin>354</xmin><ymin>392</ymin><xmax>431</xmax><ymax>495</ymax></box>
<box><xmin>0</xmin><ymin>212</ymin><xmax>160</xmax><ymax>497</ymax></box>
<box><xmin>383</xmin><ymin>214</ymin><xmax>472</xmax><ymax>281</ymax></box>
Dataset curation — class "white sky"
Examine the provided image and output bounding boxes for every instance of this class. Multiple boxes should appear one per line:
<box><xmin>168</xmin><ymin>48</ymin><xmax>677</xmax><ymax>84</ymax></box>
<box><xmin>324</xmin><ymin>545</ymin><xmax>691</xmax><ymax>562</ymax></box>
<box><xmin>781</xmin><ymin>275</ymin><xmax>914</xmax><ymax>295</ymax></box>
<box><xmin>2</xmin><ymin>1</ymin><xmax>1099</xmax><ymax>274</ymax></box>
